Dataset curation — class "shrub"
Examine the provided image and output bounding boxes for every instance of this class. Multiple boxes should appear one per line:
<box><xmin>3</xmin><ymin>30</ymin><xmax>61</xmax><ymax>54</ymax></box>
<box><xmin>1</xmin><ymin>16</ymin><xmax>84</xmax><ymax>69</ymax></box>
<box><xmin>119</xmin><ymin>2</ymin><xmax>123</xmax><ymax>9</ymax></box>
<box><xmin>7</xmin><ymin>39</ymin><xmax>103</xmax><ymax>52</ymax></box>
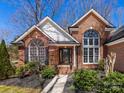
<box><xmin>15</xmin><ymin>66</ymin><xmax>25</xmax><ymax>77</ymax></box>
<box><xmin>15</xmin><ymin>62</ymin><xmax>38</xmax><ymax>78</ymax></box>
<box><xmin>40</xmin><ymin>66</ymin><xmax>57</xmax><ymax>79</ymax></box>
<box><xmin>98</xmin><ymin>59</ymin><xmax>104</xmax><ymax>71</ymax></box>
<box><xmin>97</xmin><ymin>72</ymin><xmax>124</xmax><ymax>93</ymax></box>
<box><xmin>0</xmin><ymin>40</ymin><xmax>14</xmax><ymax>79</ymax></box>
<box><xmin>26</xmin><ymin>62</ymin><xmax>38</xmax><ymax>73</ymax></box>
<box><xmin>73</xmin><ymin>69</ymin><xmax>98</xmax><ymax>92</ymax></box>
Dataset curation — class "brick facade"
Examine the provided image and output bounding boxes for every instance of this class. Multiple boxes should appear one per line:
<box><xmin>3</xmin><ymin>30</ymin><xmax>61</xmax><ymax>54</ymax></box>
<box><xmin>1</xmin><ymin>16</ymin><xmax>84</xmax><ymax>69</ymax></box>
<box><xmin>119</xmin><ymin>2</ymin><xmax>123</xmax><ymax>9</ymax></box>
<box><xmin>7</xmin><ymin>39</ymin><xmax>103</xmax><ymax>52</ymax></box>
<box><xmin>18</xmin><ymin>28</ymin><xmax>75</xmax><ymax>74</ymax></box>
<box><xmin>71</xmin><ymin>13</ymin><xmax>109</xmax><ymax>69</ymax></box>
<box><xmin>17</xmin><ymin>11</ymin><xmax>124</xmax><ymax>74</ymax></box>
<box><xmin>107</xmin><ymin>42</ymin><xmax>124</xmax><ymax>72</ymax></box>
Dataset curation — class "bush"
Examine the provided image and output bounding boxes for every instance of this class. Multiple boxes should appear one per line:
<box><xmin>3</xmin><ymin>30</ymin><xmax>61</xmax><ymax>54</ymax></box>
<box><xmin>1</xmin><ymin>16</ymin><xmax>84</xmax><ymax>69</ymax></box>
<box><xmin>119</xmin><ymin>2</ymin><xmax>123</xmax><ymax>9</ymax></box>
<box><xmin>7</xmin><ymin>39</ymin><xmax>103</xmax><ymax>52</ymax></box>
<box><xmin>26</xmin><ymin>62</ymin><xmax>38</xmax><ymax>72</ymax></box>
<box><xmin>98</xmin><ymin>59</ymin><xmax>104</xmax><ymax>71</ymax></box>
<box><xmin>15</xmin><ymin>62</ymin><xmax>38</xmax><ymax>78</ymax></box>
<box><xmin>15</xmin><ymin>66</ymin><xmax>25</xmax><ymax>77</ymax></box>
<box><xmin>73</xmin><ymin>69</ymin><xmax>98</xmax><ymax>92</ymax></box>
<box><xmin>41</xmin><ymin>66</ymin><xmax>57</xmax><ymax>79</ymax></box>
<box><xmin>97</xmin><ymin>72</ymin><xmax>124</xmax><ymax>93</ymax></box>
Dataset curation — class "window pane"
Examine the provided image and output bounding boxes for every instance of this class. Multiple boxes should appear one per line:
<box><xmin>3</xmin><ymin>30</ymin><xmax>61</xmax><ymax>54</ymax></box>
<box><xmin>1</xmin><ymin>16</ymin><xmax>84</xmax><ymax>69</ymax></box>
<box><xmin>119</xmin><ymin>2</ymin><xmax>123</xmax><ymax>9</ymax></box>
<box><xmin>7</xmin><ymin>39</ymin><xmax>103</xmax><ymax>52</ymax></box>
<box><xmin>95</xmin><ymin>48</ymin><xmax>98</xmax><ymax>56</ymax></box>
<box><xmin>89</xmin><ymin>48</ymin><xmax>93</xmax><ymax>63</ymax></box>
<box><xmin>94</xmin><ymin>39</ymin><xmax>98</xmax><ymax>45</ymax></box>
<box><xmin>95</xmin><ymin>48</ymin><xmax>99</xmax><ymax>63</ymax></box>
<box><xmin>84</xmin><ymin>48</ymin><xmax>88</xmax><ymax>63</ymax></box>
<box><xmin>89</xmin><ymin>38</ymin><xmax>93</xmax><ymax>45</ymax></box>
<box><xmin>95</xmin><ymin>56</ymin><xmax>98</xmax><ymax>63</ymax></box>
<box><xmin>84</xmin><ymin>48</ymin><xmax>88</xmax><ymax>55</ymax></box>
<box><xmin>84</xmin><ymin>56</ymin><xmax>88</xmax><ymax>63</ymax></box>
<box><xmin>84</xmin><ymin>39</ymin><xmax>88</xmax><ymax>45</ymax></box>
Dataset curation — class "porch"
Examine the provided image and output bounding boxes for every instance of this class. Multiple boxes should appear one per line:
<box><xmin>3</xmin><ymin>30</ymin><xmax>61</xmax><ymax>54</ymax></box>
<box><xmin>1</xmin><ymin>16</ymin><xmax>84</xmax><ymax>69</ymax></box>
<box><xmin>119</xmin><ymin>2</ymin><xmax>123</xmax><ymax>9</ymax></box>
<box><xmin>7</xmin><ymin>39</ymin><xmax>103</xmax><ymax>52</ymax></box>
<box><xmin>48</xmin><ymin>44</ymin><xmax>79</xmax><ymax>74</ymax></box>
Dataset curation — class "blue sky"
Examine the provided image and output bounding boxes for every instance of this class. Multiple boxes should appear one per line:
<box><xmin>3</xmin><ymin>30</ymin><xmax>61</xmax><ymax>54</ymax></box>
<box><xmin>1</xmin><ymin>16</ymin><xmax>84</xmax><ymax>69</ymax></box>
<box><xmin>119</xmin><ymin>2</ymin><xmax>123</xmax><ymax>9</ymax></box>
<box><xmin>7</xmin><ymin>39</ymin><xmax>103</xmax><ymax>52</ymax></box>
<box><xmin>0</xmin><ymin>0</ymin><xmax>124</xmax><ymax>44</ymax></box>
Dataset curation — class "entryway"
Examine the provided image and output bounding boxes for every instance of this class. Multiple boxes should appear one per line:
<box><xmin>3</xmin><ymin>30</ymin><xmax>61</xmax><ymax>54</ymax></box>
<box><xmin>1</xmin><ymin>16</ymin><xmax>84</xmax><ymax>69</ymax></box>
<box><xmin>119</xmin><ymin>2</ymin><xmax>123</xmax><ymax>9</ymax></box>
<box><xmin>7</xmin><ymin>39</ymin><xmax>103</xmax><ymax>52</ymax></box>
<box><xmin>59</xmin><ymin>48</ymin><xmax>71</xmax><ymax>65</ymax></box>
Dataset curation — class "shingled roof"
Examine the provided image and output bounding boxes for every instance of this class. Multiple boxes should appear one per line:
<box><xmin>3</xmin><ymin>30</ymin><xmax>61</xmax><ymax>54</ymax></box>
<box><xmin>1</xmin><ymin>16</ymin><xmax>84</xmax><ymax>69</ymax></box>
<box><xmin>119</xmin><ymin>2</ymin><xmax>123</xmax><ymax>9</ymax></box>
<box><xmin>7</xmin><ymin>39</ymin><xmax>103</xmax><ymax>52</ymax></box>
<box><xmin>106</xmin><ymin>26</ymin><xmax>124</xmax><ymax>43</ymax></box>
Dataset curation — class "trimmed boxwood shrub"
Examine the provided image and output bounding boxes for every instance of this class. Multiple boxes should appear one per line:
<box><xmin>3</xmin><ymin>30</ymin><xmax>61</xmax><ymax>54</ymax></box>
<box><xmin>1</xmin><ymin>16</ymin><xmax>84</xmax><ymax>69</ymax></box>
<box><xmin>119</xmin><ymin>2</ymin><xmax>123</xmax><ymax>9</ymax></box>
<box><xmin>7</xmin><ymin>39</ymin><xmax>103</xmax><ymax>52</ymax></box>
<box><xmin>97</xmin><ymin>72</ymin><xmax>124</xmax><ymax>93</ymax></box>
<box><xmin>73</xmin><ymin>69</ymin><xmax>98</xmax><ymax>92</ymax></box>
<box><xmin>40</xmin><ymin>66</ymin><xmax>57</xmax><ymax>79</ymax></box>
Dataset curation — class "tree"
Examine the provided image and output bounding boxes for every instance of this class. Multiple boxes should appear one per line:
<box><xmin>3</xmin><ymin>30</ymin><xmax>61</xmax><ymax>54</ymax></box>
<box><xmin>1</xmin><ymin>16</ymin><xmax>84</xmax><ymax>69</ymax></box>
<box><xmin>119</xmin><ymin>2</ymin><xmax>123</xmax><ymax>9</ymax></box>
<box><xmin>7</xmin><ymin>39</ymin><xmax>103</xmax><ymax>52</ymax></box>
<box><xmin>10</xmin><ymin>0</ymin><xmax>64</xmax><ymax>32</ymax></box>
<box><xmin>59</xmin><ymin>0</ymin><xmax>117</xmax><ymax>29</ymax></box>
<box><xmin>116</xmin><ymin>7</ymin><xmax>124</xmax><ymax>27</ymax></box>
<box><xmin>0</xmin><ymin>40</ymin><xmax>14</xmax><ymax>79</ymax></box>
<box><xmin>104</xmin><ymin>52</ymin><xmax>116</xmax><ymax>76</ymax></box>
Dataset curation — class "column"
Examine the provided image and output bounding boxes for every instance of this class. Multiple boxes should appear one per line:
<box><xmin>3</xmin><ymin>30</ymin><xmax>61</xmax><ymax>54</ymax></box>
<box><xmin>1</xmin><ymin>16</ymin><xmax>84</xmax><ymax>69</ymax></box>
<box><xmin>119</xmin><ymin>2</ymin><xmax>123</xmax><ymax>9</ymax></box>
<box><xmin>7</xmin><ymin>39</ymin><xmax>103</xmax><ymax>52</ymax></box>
<box><xmin>73</xmin><ymin>45</ymin><xmax>77</xmax><ymax>67</ymax></box>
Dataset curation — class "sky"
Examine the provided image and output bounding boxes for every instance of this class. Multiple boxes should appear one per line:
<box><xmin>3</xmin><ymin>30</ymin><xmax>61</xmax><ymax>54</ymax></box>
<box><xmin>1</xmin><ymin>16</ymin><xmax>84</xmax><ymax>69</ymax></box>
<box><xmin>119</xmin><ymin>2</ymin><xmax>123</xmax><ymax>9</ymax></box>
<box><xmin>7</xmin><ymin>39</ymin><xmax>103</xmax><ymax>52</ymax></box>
<box><xmin>0</xmin><ymin>0</ymin><xmax>124</xmax><ymax>44</ymax></box>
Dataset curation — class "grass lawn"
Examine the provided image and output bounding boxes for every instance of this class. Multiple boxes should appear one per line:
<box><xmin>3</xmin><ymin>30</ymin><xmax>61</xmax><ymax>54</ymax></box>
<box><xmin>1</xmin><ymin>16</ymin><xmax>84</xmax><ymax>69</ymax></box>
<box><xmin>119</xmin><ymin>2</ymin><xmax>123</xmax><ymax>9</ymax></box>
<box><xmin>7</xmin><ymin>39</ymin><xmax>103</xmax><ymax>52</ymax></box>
<box><xmin>0</xmin><ymin>85</ymin><xmax>41</xmax><ymax>93</ymax></box>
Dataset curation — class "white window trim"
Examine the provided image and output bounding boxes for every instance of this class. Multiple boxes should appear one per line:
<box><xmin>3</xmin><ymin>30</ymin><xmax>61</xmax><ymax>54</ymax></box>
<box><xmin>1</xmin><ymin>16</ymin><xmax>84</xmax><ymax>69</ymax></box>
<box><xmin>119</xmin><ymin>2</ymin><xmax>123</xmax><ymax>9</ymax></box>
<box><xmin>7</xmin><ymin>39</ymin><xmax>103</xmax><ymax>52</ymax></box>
<box><xmin>83</xmin><ymin>32</ymin><xmax>100</xmax><ymax>64</ymax></box>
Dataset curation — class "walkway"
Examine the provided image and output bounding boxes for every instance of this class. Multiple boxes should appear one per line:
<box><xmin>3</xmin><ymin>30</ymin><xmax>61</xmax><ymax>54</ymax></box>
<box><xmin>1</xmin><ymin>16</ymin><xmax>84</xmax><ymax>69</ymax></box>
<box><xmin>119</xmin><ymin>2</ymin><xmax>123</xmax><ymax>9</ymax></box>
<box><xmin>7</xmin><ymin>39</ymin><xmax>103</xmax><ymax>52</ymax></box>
<box><xmin>50</xmin><ymin>75</ymin><xmax>68</xmax><ymax>93</ymax></box>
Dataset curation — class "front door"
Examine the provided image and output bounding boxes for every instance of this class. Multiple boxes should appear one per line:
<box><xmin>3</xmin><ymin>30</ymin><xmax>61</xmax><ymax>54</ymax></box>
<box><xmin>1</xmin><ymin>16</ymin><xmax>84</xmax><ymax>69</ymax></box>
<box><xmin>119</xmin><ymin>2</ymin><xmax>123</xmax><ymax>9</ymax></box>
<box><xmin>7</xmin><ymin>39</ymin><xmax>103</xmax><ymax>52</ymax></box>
<box><xmin>59</xmin><ymin>48</ymin><xmax>71</xmax><ymax>65</ymax></box>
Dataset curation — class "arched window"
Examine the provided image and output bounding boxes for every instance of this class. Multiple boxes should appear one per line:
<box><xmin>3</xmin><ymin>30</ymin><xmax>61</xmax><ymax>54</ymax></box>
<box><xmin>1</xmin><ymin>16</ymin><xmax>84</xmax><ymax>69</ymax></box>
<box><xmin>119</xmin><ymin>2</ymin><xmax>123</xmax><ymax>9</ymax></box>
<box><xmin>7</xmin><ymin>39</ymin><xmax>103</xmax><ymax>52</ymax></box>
<box><xmin>83</xmin><ymin>29</ymin><xmax>99</xmax><ymax>63</ymax></box>
<box><xmin>28</xmin><ymin>39</ymin><xmax>47</xmax><ymax>63</ymax></box>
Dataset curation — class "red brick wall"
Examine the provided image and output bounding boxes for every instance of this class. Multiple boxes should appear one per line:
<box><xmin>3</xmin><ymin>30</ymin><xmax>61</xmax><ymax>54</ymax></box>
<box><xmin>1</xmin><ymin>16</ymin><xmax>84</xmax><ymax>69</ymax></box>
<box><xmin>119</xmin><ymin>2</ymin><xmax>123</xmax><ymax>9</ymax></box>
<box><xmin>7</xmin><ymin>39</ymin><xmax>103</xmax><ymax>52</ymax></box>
<box><xmin>72</xmin><ymin>13</ymin><xmax>109</xmax><ymax>69</ymax></box>
<box><xmin>17</xmin><ymin>46</ymin><xmax>25</xmax><ymax>67</ymax></box>
<box><xmin>107</xmin><ymin>42</ymin><xmax>124</xmax><ymax>72</ymax></box>
<box><xmin>17</xmin><ymin>13</ymin><xmax>112</xmax><ymax>73</ymax></box>
<box><xmin>18</xmin><ymin>28</ymin><xmax>50</xmax><ymax>65</ymax></box>
<box><xmin>18</xmin><ymin>28</ymin><xmax>74</xmax><ymax>69</ymax></box>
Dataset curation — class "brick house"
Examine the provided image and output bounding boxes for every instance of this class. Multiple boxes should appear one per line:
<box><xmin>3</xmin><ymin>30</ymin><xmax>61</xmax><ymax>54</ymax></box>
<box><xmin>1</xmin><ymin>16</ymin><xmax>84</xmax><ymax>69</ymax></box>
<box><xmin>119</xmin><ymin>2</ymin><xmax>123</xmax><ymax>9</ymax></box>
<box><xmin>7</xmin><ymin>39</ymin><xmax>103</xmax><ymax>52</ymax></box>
<box><xmin>12</xmin><ymin>9</ymin><xmax>124</xmax><ymax>74</ymax></box>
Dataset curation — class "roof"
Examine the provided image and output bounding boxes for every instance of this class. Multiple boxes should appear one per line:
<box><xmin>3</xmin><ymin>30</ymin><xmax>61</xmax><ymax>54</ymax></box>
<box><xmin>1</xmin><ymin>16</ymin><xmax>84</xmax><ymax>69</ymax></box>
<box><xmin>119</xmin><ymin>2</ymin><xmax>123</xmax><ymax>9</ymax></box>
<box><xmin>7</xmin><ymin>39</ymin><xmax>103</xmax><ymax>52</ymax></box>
<box><xmin>13</xmin><ymin>17</ymin><xmax>79</xmax><ymax>44</ymax></box>
<box><xmin>106</xmin><ymin>26</ymin><xmax>124</xmax><ymax>44</ymax></box>
<box><xmin>71</xmin><ymin>9</ymin><xmax>114</xmax><ymax>27</ymax></box>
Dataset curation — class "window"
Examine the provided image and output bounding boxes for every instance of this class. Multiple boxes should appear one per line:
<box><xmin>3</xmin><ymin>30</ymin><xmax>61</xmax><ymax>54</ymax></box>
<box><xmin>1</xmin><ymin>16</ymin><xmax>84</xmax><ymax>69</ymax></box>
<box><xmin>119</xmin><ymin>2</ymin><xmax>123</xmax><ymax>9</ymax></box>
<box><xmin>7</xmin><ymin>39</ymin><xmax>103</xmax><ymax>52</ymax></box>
<box><xmin>28</xmin><ymin>39</ymin><xmax>47</xmax><ymax>64</ymax></box>
<box><xmin>83</xmin><ymin>29</ymin><xmax>99</xmax><ymax>63</ymax></box>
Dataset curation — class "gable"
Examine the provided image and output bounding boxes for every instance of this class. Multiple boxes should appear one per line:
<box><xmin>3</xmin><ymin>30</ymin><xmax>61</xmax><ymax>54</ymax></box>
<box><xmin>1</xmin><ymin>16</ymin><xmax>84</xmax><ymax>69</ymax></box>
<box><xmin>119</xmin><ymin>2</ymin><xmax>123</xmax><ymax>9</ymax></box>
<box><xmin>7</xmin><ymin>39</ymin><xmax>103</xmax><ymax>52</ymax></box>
<box><xmin>38</xmin><ymin>19</ymin><xmax>78</xmax><ymax>43</ymax></box>
<box><xmin>79</xmin><ymin>13</ymin><xmax>107</xmax><ymax>28</ymax></box>
<box><xmin>72</xmin><ymin>9</ymin><xmax>113</xmax><ymax>27</ymax></box>
<box><xmin>13</xmin><ymin>25</ymin><xmax>55</xmax><ymax>43</ymax></box>
<box><xmin>13</xmin><ymin>17</ymin><xmax>79</xmax><ymax>44</ymax></box>
<box><xmin>23</xmin><ymin>28</ymin><xmax>53</xmax><ymax>47</ymax></box>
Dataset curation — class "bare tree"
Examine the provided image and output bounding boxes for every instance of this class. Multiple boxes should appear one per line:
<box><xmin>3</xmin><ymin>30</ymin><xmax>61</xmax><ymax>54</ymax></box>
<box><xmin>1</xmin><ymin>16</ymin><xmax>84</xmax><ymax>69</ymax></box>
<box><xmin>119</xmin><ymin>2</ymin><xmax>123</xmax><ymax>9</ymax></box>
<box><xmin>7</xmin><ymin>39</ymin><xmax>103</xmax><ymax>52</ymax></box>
<box><xmin>10</xmin><ymin>0</ymin><xmax>119</xmax><ymax>32</ymax></box>
<box><xmin>116</xmin><ymin>7</ymin><xmax>124</xmax><ymax>27</ymax></box>
<box><xmin>80</xmin><ymin>0</ymin><xmax>117</xmax><ymax>19</ymax></box>
<box><xmin>47</xmin><ymin>0</ymin><xmax>64</xmax><ymax>18</ymax></box>
<box><xmin>59</xmin><ymin>0</ymin><xmax>117</xmax><ymax>30</ymax></box>
<box><xmin>58</xmin><ymin>0</ymin><xmax>77</xmax><ymax>29</ymax></box>
<box><xmin>10</xmin><ymin>0</ymin><xmax>64</xmax><ymax>32</ymax></box>
<box><xmin>0</xmin><ymin>29</ymin><xmax>10</xmax><ymax>42</ymax></box>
